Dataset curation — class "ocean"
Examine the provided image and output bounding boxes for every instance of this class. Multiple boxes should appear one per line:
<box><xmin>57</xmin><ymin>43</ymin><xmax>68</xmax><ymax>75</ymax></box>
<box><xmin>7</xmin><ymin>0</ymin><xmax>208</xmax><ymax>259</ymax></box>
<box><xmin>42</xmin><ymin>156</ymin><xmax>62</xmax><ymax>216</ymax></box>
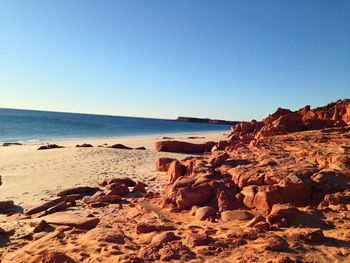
<box><xmin>0</xmin><ymin>108</ymin><xmax>231</xmax><ymax>143</ymax></box>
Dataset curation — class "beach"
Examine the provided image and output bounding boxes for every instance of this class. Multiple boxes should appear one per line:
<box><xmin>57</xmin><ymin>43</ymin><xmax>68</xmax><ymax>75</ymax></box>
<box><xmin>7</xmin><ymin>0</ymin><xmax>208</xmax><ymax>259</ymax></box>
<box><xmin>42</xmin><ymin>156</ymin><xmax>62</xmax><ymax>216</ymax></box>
<box><xmin>0</xmin><ymin>131</ymin><xmax>227</xmax><ymax>209</ymax></box>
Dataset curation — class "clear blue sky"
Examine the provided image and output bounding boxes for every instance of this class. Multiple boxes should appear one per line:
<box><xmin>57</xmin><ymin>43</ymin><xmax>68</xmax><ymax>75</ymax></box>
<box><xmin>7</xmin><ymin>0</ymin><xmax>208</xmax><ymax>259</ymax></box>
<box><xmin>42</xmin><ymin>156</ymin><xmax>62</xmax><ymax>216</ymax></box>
<box><xmin>0</xmin><ymin>1</ymin><xmax>349</xmax><ymax>120</ymax></box>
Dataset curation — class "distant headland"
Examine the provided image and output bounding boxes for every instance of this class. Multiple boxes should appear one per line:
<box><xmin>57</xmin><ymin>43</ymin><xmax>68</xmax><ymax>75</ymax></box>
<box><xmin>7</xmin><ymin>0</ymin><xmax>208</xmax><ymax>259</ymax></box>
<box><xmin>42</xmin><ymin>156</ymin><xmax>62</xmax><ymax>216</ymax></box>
<box><xmin>176</xmin><ymin>116</ymin><xmax>239</xmax><ymax>126</ymax></box>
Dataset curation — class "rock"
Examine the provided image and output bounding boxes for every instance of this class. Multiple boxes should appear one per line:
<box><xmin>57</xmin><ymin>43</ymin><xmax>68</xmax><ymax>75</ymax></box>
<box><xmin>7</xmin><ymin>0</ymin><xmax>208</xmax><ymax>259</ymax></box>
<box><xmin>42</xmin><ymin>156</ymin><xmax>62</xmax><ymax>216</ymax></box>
<box><xmin>289</xmin><ymin>228</ymin><xmax>325</xmax><ymax>243</ymax></box>
<box><xmin>185</xmin><ymin>233</ymin><xmax>212</xmax><ymax>247</ymax></box>
<box><xmin>268</xmin><ymin>204</ymin><xmax>300</xmax><ymax>225</ymax></box>
<box><xmin>133</xmin><ymin>181</ymin><xmax>147</xmax><ymax>193</ymax></box>
<box><xmin>33</xmin><ymin>220</ymin><xmax>49</xmax><ymax>233</ymax></box>
<box><xmin>106</xmin><ymin>184</ymin><xmax>129</xmax><ymax>196</ymax></box>
<box><xmin>84</xmin><ymin>227</ymin><xmax>126</xmax><ymax>244</ymax></box>
<box><xmin>151</xmin><ymin>231</ymin><xmax>176</xmax><ymax>245</ymax></box>
<box><xmin>246</xmin><ymin>215</ymin><xmax>266</xmax><ymax>227</ymax></box>
<box><xmin>41</xmin><ymin>251</ymin><xmax>76</xmax><ymax>263</ymax></box>
<box><xmin>83</xmin><ymin>194</ymin><xmax>121</xmax><ymax>204</ymax></box>
<box><xmin>135</xmin><ymin>146</ymin><xmax>146</xmax><ymax>150</ymax></box>
<box><xmin>263</xmin><ymin>235</ymin><xmax>289</xmax><ymax>252</ymax></box>
<box><xmin>2</xmin><ymin>142</ymin><xmax>22</xmax><ymax>146</ymax></box>
<box><xmin>110</xmin><ymin>144</ymin><xmax>132</xmax><ymax>149</ymax></box>
<box><xmin>75</xmin><ymin>143</ymin><xmax>93</xmax><ymax>147</ymax></box>
<box><xmin>0</xmin><ymin>200</ymin><xmax>14</xmax><ymax>211</ymax></box>
<box><xmin>138</xmin><ymin>240</ymin><xmax>196</xmax><ymax>261</ymax></box>
<box><xmin>156</xmin><ymin>157</ymin><xmax>177</xmax><ymax>172</ymax></box>
<box><xmin>26</xmin><ymin>198</ymin><xmax>64</xmax><ymax>215</ymax></box>
<box><xmin>136</xmin><ymin>219</ymin><xmax>176</xmax><ymax>234</ymax></box>
<box><xmin>99</xmin><ymin>177</ymin><xmax>136</xmax><ymax>187</ymax></box>
<box><xmin>57</xmin><ymin>186</ymin><xmax>98</xmax><ymax>196</ymax></box>
<box><xmin>41</xmin><ymin>212</ymin><xmax>100</xmax><ymax>230</ymax></box>
<box><xmin>167</xmin><ymin>161</ymin><xmax>186</xmax><ymax>183</ymax></box>
<box><xmin>221</xmin><ymin>210</ymin><xmax>254</xmax><ymax>221</ymax></box>
<box><xmin>46</xmin><ymin>201</ymin><xmax>69</xmax><ymax>214</ymax></box>
<box><xmin>173</xmin><ymin>183</ymin><xmax>214</xmax><ymax>210</ymax></box>
<box><xmin>194</xmin><ymin>206</ymin><xmax>216</xmax><ymax>221</ymax></box>
<box><xmin>155</xmin><ymin>140</ymin><xmax>211</xmax><ymax>154</ymax></box>
<box><xmin>37</xmin><ymin>144</ymin><xmax>64</xmax><ymax>150</ymax></box>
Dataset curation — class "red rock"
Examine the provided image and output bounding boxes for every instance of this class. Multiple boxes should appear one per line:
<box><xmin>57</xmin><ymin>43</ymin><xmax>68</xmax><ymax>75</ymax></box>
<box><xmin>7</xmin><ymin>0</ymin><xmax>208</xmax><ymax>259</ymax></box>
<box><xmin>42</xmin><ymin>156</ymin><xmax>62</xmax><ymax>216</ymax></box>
<box><xmin>268</xmin><ymin>204</ymin><xmax>300</xmax><ymax>225</ymax></box>
<box><xmin>174</xmin><ymin>184</ymin><xmax>214</xmax><ymax>210</ymax></box>
<box><xmin>41</xmin><ymin>251</ymin><xmax>76</xmax><ymax>263</ymax></box>
<box><xmin>83</xmin><ymin>194</ymin><xmax>121</xmax><ymax>204</ymax></box>
<box><xmin>83</xmin><ymin>227</ymin><xmax>126</xmax><ymax>244</ymax></box>
<box><xmin>151</xmin><ymin>231</ymin><xmax>176</xmax><ymax>245</ymax></box>
<box><xmin>133</xmin><ymin>181</ymin><xmax>147</xmax><ymax>193</ymax></box>
<box><xmin>185</xmin><ymin>233</ymin><xmax>212</xmax><ymax>247</ymax></box>
<box><xmin>221</xmin><ymin>210</ymin><xmax>254</xmax><ymax>221</ymax></box>
<box><xmin>136</xmin><ymin>219</ymin><xmax>176</xmax><ymax>234</ymax></box>
<box><xmin>194</xmin><ymin>206</ymin><xmax>216</xmax><ymax>221</ymax></box>
<box><xmin>110</xmin><ymin>144</ymin><xmax>132</xmax><ymax>149</ymax></box>
<box><xmin>156</xmin><ymin>157</ymin><xmax>177</xmax><ymax>172</ymax></box>
<box><xmin>46</xmin><ymin>201</ymin><xmax>69</xmax><ymax>214</ymax></box>
<box><xmin>246</xmin><ymin>215</ymin><xmax>266</xmax><ymax>228</ymax></box>
<box><xmin>106</xmin><ymin>184</ymin><xmax>129</xmax><ymax>196</ymax></box>
<box><xmin>57</xmin><ymin>186</ymin><xmax>97</xmax><ymax>196</ymax></box>
<box><xmin>33</xmin><ymin>220</ymin><xmax>48</xmax><ymax>233</ymax></box>
<box><xmin>76</xmin><ymin>143</ymin><xmax>93</xmax><ymax>147</ymax></box>
<box><xmin>263</xmin><ymin>235</ymin><xmax>289</xmax><ymax>251</ymax></box>
<box><xmin>167</xmin><ymin>161</ymin><xmax>186</xmax><ymax>183</ymax></box>
<box><xmin>26</xmin><ymin>198</ymin><xmax>64</xmax><ymax>215</ymax></box>
<box><xmin>37</xmin><ymin>144</ymin><xmax>64</xmax><ymax>150</ymax></box>
<box><xmin>155</xmin><ymin>140</ymin><xmax>209</xmax><ymax>154</ymax></box>
<box><xmin>41</xmin><ymin>212</ymin><xmax>99</xmax><ymax>230</ymax></box>
<box><xmin>100</xmin><ymin>177</ymin><xmax>136</xmax><ymax>187</ymax></box>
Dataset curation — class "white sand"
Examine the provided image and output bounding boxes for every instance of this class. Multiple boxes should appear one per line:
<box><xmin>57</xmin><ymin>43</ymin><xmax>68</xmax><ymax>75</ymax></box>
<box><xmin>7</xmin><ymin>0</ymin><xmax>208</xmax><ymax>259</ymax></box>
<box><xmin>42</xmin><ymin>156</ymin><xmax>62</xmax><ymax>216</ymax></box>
<box><xmin>0</xmin><ymin>131</ymin><xmax>227</xmax><ymax>209</ymax></box>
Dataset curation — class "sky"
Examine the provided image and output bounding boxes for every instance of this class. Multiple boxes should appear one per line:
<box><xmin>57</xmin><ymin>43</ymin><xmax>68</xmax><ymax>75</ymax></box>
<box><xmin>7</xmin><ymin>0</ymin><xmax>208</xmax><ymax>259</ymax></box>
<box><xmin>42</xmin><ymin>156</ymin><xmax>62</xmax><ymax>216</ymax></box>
<box><xmin>0</xmin><ymin>1</ymin><xmax>349</xmax><ymax>121</ymax></box>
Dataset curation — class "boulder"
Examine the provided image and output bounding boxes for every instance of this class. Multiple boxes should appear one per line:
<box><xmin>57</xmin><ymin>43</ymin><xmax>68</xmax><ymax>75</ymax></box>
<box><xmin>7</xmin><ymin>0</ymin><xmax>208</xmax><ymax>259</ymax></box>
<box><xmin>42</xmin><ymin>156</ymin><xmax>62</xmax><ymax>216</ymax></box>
<box><xmin>156</xmin><ymin>157</ymin><xmax>177</xmax><ymax>172</ymax></box>
<box><xmin>57</xmin><ymin>186</ymin><xmax>98</xmax><ymax>196</ymax></box>
<box><xmin>151</xmin><ymin>231</ymin><xmax>176</xmax><ymax>245</ymax></box>
<box><xmin>41</xmin><ymin>212</ymin><xmax>100</xmax><ymax>230</ymax></box>
<box><xmin>167</xmin><ymin>161</ymin><xmax>187</xmax><ymax>183</ymax></box>
<box><xmin>221</xmin><ymin>210</ymin><xmax>254</xmax><ymax>221</ymax></box>
<box><xmin>155</xmin><ymin>140</ymin><xmax>211</xmax><ymax>154</ymax></box>
<box><xmin>110</xmin><ymin>144</ymin><xmax>132</xmax><ymax>150</ymax></box>
<box><xmin>194</xmin><ymin>206</ymin><xmax>216</xmax><ymax>221</ymax></box>
<box><xmin>76</xmin><ymin>143</ymin><xmax>93</xmax><ymax>147</ymax></box>
<box><xmin>37</xmin><ymin>144</ymin><xmax>64</xmax><ymax>150</ymax></box>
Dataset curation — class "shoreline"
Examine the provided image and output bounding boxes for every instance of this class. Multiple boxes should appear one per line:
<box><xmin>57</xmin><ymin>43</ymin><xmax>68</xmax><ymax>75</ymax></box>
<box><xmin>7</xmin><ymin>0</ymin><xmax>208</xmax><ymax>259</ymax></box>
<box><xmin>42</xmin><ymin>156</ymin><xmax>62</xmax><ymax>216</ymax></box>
<box><xmin>0</xmin><ymin>131</ymin><xmax>227</xmax><ymax>209</ymax></box>
<box><xmin>0</xmin><ymin>129</ymin><xmax>230</xmax><ymax>146</ymax></box>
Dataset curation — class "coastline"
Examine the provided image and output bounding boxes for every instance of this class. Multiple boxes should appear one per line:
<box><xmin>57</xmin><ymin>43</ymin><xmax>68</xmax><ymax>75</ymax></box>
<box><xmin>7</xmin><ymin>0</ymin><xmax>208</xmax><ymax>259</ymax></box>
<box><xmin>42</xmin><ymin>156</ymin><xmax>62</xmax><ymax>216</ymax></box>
<box><xmin>0</xmin><ymin>131</ymin><xmax>227</xmax><ymax>209</ymax></box>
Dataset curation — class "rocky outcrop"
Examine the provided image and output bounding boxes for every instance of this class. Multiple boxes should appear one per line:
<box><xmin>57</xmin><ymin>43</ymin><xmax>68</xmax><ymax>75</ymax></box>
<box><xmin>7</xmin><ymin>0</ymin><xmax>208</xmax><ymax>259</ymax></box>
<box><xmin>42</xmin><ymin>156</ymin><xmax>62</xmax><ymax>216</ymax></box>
<box><xmin>155</xmin><ymin>140</ymin><xmax>215</xmax><ymax>154</ymax></box>
<box><xmin>37</xmin><ymin>144</ymin><xmax>64</xmax><ymax>150</ymax></box>
<box><xmin>159</xmin><ymin>100</ymin><xmax>350</xmax><ymax>217</ymax></box>
<box><xmin>228</xmin><ymin>99</ymin><xmax>350</xmax><ymax>140</ymax></box>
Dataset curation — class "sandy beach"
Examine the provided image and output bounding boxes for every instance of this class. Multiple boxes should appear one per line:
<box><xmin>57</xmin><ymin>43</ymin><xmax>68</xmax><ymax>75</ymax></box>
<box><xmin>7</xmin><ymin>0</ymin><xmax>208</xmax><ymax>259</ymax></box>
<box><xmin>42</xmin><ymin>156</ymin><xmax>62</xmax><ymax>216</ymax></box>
<box><xmin>0</xmin><ymin>131</ymin><xmax>227</xmax><ymax>209</ymax></box>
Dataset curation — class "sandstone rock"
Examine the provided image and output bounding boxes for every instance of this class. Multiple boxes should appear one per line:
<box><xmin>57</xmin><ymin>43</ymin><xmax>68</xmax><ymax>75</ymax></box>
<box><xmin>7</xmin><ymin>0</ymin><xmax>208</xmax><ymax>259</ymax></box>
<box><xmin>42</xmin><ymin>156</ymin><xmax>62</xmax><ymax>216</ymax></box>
<box><xmin>37</xmin><ymin>144</ymin><xmax>64</xmax><ymax>150</ymax></box>
<box><xmin>106</xmin><ymin>184</ymin><xmax>129</xmax><ymax>196</ymax></box>
<box><xmin>194</xmin><ymin>206</ymin><xmax>216</xmax><ymax>221</ymax></box>
<box><xmin>221</xmin><ymin>210</ymin><xmax>254</xmax><ymax>221</ymax></box>
<box><xmin>26</xmin><ymin>198</ymin><xmax>64</xmax><ymax>215</ymax></box>
<box><xmin>46</xmin><ymin>201</ymin><xmax>69</xmax><ymax>215</ymax></box>
<box><xmin>76</xmin><ymin>143</ymin><xmax>93</xmax><ymax>147</ymax></box>
<box><xmin>151</xmin><ymin>231</ymin><xmax>176</xmax><ymax>245</ymax></box>
<box><xmin>83</xmin><ymin>194</ymin><xmax>121</xmax><ymax>204</ymax></box>
<box><xmin>185</xmin><ymin>233</ymin><xmax>212</xmax><ymax>247</ymax></box>
<box><xmin>156</xmin><ymin>157</ymin><xmax>177</xmax><ymax>172</ymax></box>
<box><xmin>41</xmin><ymin>251</ymin><xmax>76</xmax><ymax>263</ymax></box>
<box><xmin>33</xmin><ymin>220</ymin><xmax>49</xmax><ymax>233</ymax></box>
<box><xmin>263</xmin><ymin>235</ymin><xmax>289</xmax><ymax>251</ymax></box>
<box><xmin>133</xmin><ymin>181</ymin><xmax>147</xmax><ymax>193</ymax></box>
<box><xmin>57</xmin><ymin>186</ymin><xmax>98</xmax><ymax>196</ymax></box>
<box><xmin>84</xmin><ymin>227</ymin><xmax>126</xmax><ymax>244</ymax></box>
<box><xmin>246</xmin><ymin>215</ymin><xmax>266</xmax><ymax>228</ymax></box>
<box><xmin>41</xmin><ymin>212</ymin><xmax>99</xmax><ymax>230</ymax></box>
<box><xmin>110</xmin><ymin>144</ymin><xmax>132</xmax><ymax>149</ymax></box>
<box><xmin>289</xmin><ymin>228</ymin><xmax>325</xmax><ymax>243</ymax></box>
<box><xmin>136</xmin><ymin>219</ymin><xmax>176</xmax><ymax>234</ymax></box>
<box><xmin>138</xmin><ymin>240</ymin><xmax>196</xmax><ymax>261</ymax></box>
<box><xmin>0</xmin><ymin>200</ymin><xmax>14</xmax><ymax>211</ymax></box>
<box><xmin>155</xmin><ymin>140</ymin><xmax>210</xmax><ymax>154</ymax></box>
<box><xmin>99</xmin><ymin>177</ymin><xmax>136</xmax><ymax>187</ymax></box>
<box><xmin>174</xmin><ymin>184</ymin><xmax>214</xmax><ymax>210</ymax></box>
<box><xmin>167</xmin><ymin>161</ymin><xmax>186</xmax><ymax>183</ymax></box>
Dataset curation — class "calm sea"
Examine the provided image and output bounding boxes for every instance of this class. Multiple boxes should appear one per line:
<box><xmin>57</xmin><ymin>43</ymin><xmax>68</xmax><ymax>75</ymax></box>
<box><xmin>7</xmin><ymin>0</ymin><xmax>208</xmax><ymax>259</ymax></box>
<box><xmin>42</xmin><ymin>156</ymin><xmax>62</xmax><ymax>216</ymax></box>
<box><xmin>0</xmin><ymin>108</ymin><xmax>230</xmax><ymax>143</ymax></box>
